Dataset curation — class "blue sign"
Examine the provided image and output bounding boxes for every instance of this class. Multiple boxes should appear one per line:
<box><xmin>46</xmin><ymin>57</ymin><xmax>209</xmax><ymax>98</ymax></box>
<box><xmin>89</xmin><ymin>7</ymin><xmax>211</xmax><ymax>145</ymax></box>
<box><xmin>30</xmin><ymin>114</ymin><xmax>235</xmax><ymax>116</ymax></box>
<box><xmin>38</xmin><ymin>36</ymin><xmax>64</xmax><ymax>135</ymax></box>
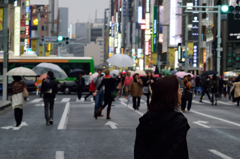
<box><xmin>25</xmin><ymin>7</ymin><xmax>30</xmax><ymax>13</ymax></box>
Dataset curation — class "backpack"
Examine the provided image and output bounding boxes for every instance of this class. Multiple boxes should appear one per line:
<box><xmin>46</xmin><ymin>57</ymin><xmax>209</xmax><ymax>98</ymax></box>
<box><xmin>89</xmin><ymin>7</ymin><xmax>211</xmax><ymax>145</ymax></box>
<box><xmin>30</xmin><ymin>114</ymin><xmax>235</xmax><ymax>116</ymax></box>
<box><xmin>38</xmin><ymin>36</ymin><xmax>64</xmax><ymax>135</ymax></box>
<box><xmin>89</xmin><ymin>80</ymin><xmax>96</xmax><ymax>92</ymax></box>
<box><xmin>43</xmin><ymin>79</ymin><xmax>56</xmax><ymax>94</ymax></box>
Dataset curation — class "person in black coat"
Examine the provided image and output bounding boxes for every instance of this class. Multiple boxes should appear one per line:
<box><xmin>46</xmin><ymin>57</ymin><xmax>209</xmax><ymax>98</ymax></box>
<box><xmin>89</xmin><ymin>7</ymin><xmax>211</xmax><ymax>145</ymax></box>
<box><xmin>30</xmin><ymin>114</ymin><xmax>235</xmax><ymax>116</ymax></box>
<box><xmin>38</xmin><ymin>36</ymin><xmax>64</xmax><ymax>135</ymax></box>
<box><xmin>144</xmin><ymin>71</ymin><xmax>155</xmax><ymax>106</ymax></box>
<box><xmin>76</xmin><ymin>73</ymin><xmax>85</xmax><ymax>100</ymax></box>
<box><xmin>41</xmin><ymin>71</ymin><xmax>58</xmax><ymax>125</ymax></box>
<box><xmin>94</xmin><ymin>69</ymin><xmax>116</xmax><ymax>120</ymax></box>
<box><xmin>134</xmin><ymin>76</ymin><xmax>190</xmax><ymax>159</ymax></box>
<box><xmin>199</xmin><ymin>76</ymin><xmax>212</xmax><ymax>103</ymax></box>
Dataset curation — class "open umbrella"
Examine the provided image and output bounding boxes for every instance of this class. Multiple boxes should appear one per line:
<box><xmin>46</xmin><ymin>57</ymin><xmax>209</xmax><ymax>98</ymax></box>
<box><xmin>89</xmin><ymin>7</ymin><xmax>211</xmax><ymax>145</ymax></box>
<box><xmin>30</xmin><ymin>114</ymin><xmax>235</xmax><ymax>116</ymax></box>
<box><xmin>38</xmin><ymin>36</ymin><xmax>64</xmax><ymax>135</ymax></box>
<box><xmin>224</xmin><ymin>71</ymin><xmax>238</xmax><ymax>77</ymax></box>
<box><xmin>33</xmin><ymin>63</ymin><xmax>67</xmax><ymax>79</ymax></box>
<box><xmin>90</xmin><ymin>72</ymin><xmax>98</xmax><ymax>82</ymax></box>
<box><xmin>201</xmin><ymin>70</ymin><xmax>217</xmax><ymax>77</ymax></box>
<box><xmin>134</xmin><ymin>70</ymin><xmax>147</xmax><ymax>76</ymax></box>
<box><xmin>107</xmin><ymin>54</ymin><xmax>134</xmax><ymax>67</ymax></box>
<box><xmin>110</xmin><ymin>70</ymin><xmax>120</xmax><ymax>78</ymax></box>
<box><xmin>162</xmin><ymin>69</ymin><xmax>172</xmax><ymax>76</ymax></box>
<box><xmin>7</xmin><ymin>67</ymin><xmax>37</xmax><ymax>76</ymax></box>
<box><xmin>176</xmin><ymin>72</ymin><xmax>194</xmax><ymax>78</ymax></box>
<box><xmin>69</xmin><ymin>69</ymin><xmax>85</xmax><ymax>77</ymax></box>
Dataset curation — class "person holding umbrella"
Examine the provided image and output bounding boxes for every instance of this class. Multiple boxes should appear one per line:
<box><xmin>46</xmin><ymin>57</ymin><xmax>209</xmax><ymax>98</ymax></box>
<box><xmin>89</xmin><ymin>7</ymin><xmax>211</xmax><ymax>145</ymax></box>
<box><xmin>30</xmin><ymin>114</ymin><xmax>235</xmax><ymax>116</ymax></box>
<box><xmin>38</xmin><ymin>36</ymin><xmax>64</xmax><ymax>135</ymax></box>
<box><xmin>76</xmin><ymin>73</ymin><xmax>85</xmax><ymax>100</ymax></box>
<box><xmin>210</xmin><ymin>74</ymin><xmax>219</xmax><ymax>105</ymax></box>
<box><xmin>41</xmin><ymin>71</ymin><xmax>58</xmax><ymax>125</ymax></box>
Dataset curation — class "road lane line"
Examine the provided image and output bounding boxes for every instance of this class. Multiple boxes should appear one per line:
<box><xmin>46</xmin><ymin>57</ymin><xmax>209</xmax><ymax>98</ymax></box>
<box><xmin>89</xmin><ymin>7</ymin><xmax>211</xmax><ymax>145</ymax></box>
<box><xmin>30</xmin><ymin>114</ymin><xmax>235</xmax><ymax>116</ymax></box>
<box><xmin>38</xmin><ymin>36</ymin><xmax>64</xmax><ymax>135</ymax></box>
<box><xmin>209</xmin><ymin>149</ymin><xmax>233</xmax><ymax>159</ymax></box>
<box><xmin>192</xmin><ymin>100</ymin><xmax>203</xmax><ymax>104</ymax></box>
<box><xmin>61</xmin><ymin>98</ymin><xmax>70</xmax><ymax>102</ymax></box>
<box><xmin>30</xmin><ymin>98</ymin><xmax>42</xmax><ymax>103</ymax></box>
<box><xmin>191</xmin><ymin>110</ymin><xmax>240</xmax><ymax>127</ymax></box>
<box><xmin>58</xmin><ymin>103</ymin><xmax>70</xmax><ymax>130</ymax></box>
<box><xmin>55</xmin><ymin>151</ymin><xmax>64</xmax><ymax>159</ymax></box>
<box><xmin>120</xmin><ymin>102</ymin><xmax>143</xmax><ymax>116</ymax></box>
<box><xmin>217</xmin><ymin>101</ymin><xmax>232</xmax><ymax>105</ymax></box>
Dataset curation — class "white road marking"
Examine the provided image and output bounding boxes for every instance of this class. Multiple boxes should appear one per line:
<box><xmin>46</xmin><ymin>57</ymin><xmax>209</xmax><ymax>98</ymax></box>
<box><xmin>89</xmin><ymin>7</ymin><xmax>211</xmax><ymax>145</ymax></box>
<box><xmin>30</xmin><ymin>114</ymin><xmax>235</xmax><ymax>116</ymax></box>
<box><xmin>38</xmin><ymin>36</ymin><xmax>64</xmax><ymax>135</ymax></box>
<box><xmin>105</xmin><ymin>121</ymin><xmax>118</xmax><ymax>129</ymax></box>
<box><xmin>209</xmin><ymin>149</ymin><xmax>233</xmax><ymax>159</ymax></box>
<box><xmin>217</xmin><ymin>101</ymin><xmax>232</xmax><ymax>105</ymax></box>
<box><xmin>191</xmin><ymin>110</ymin><xmax>240</xmax><ymax>127</ymax></box>
<box><xmin>121</xmin><ymin>102</ymin><xmax>143</xmax><ymax>116</ymax></box>
<box><xmin>55</xmin><ymin>151</ymin><xmax>64</xmax><ymax>159</ymax></box>
<box><xmin>30</xmin><ymin>98</ymin><xmax>42</xmax><ymax>103</ymax></box>
<box><xmin>58</xmin><ymin>103</ymin><xmax>70</xmax><ymax>130</ymax></box>
<box><xmin>193</xmin><ymin>120</ymin><xmax>211</xmax><ymax>128</ymax></box>
<box><xmin>61</xmin><ymin>98</ymin><xmax>71</xmax><ymax>102</ymax></box>
<box><xmin>34</xmin><ymin>104</ymin><xmax>44</xmax><ymax>107</ymax></box>
<box><xmin>91</xmin><ymin>98</ymin><xmax>94</xmax><ymax>101</ymax></box>
<box><xmin>192</xmin><ymin>100</ymin><xmax>203</xmax><ymax>104</ymax></box>
<box><xmin>119</xmin><ymin>98</ymin><xmax>128</xmax><ymax>102</ymax></box>
<box><xmin>1</xmin><ymin>122</ymin><xmax>28</xmax><ymax>130</ymax></box>
<box><xmin>76</xmin><ymin>98</ymin><xmax>84</xmax><ymax>102</ymax></box>
<box><xmin>141</xmin><ymin>99</ymin><xmax>145</xmax><ymax>103</ymax></box>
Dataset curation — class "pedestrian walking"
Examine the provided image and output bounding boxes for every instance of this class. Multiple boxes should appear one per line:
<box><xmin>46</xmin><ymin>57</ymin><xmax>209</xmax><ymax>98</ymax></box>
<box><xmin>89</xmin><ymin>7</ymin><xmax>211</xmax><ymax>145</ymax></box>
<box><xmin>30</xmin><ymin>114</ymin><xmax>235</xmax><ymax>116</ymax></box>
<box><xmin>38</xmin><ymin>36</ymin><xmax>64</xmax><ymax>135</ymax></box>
<box><xmin>11</xmin><ymin>76</ymin><xmax>28</xmax><ymax>127</ymax></box>
<box><xmin>181</xmin><ymin>75</ymin><xmax>191</xmax><ymax>112</ymax></box>
<box><xmin>129</xmin><ymin>73</ymin><xmax>143</xmax><ymax>110</ymax></box>
<box><xmin>210</xmin><ymin>74</ymin><xmax>219</xmax><ymax>105</ymax></box>
<box><xmin>93</xmin><ymin>69</ymin><xmax>104</xmax><ymax>117</ymax></box>
<box><xmin>94</xmin><ymin>69</ymin><xmax>116</xmax><ymax>119</ymax></box>
<box><xmin>230</xmin><ymin>76</ymin><xmax>240</xmax><ymax>106</ymax></box>
<box><xmin>227</xmin><ymin>78</ymin><xmax>233</xmax><ymax>100</ymax></box>
<box><xmin>84</xmin><ymin>81</ymin><xmax>95</xmax><ymax>101</ymax></box>
<box><xmin>189</xmin><ymin>75</ymin><xmax>195</xmax><ymax>96</ymax></box>
<box><xmin>116</xmin><ymin>72</ymin><xmax>123</xmax><ymax>98</ymax></box>
<box><xmin>134</xmin><ymin>76</ymin><xmax>190</xmax><ymax>159</ymax></box>
<box><xmin>76</xmin><ymin>73</ymin><xmax>85</xmax><ymax>100</ymax></box>
<box><xmin>41</xmin><ymin>71</ymin><xmax>58</xmax><ymax>125</ymax></box>
<box><xmin>124</xmin><ymin>71</ymin><xmax>133</xmax><ymax>99</ymax></box>
<box><xmin>144</xmin><ymin>72</ymin><xmax>154</xmax><ymax>106</ymax></box>
<box><xmin>199</xmin><ymin>76</ymin><xmax>212</xmax><ymax>103</ymax></box>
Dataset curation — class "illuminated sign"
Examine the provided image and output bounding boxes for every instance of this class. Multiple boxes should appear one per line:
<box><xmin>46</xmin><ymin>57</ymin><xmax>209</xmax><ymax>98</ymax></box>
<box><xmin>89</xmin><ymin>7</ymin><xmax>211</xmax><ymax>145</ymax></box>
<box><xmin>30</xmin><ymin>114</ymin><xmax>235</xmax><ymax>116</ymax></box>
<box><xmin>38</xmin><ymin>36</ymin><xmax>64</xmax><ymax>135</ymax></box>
<box><xmin>14</xmin><ymin>7</ymin><xmax>21</xmax><ymax>56</ymax></box>
<box><xmin>193</xmin><ymin>42</ymin><xmax>198</xmax><ymax>67</ymax></box>
<box><xmin>192</xmin><ymin>0</ymin><xmax>199</xmax><ymax>41</ymax></box>
<box><xmin>24</xmin><ymin>0</ymin><xmax>30</xmax><ymax>52</ymax></box>
<box><xmin>146</xmin><ymin>0</ymin><xmax>150</xmax><ymax>13</ymax></box>
<box><xmin>123</xmin><ymin>0</ymin><xmax>126</xmax><ymax>17</ymax></box>
<box><xmin>137</xmin><ymin>48</ymin><xmax>142</xmax><ymax>58</ymax></box>
<box><xmin>33</xmin><ymin>18</ymin><xmax>38</xmax><ymax>25</ymax></box>
<box><xmin>138</xmin><ymin>7</ymin><xmax>142</xmax><ymax>23</ymax></box>
<box><xmin>145</xmin><ymin>13</ymin><xmax>150</xmax><ymax>30</ymax></box>
<box><xmin>145</xmin><ymin>41</ymin><xmax>149</xmax><ymax>55</ymax></box>
<box><xmin>152</xmin><ymin>6</ymin><xmax>157</xmax><ymax>52</ymax></box>
<box><xmin>25</xmin><ymin>7</ymin><xmax>30</xmax><ymax>13</ymax></box>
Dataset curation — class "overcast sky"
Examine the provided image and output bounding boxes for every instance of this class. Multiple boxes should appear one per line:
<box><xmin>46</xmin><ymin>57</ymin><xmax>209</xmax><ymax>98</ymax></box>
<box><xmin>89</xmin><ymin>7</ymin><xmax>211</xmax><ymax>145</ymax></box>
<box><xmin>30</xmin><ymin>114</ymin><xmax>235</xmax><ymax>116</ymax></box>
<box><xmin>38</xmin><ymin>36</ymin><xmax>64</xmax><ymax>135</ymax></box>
<box><xmin>59</xmin><ymin>0</ymin><xmax>109</xmax><ymax>24</ymax></box>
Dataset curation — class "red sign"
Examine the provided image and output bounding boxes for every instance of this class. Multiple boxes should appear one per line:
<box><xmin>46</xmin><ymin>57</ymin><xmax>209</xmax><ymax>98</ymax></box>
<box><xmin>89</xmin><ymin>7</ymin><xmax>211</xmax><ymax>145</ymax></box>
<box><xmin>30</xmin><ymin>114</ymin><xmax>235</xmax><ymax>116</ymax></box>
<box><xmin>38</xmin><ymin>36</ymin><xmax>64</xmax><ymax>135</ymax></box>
<box><xmin>25</xmin><ymin>25</ymin><xmax>29</xmax><ymax>36</ymax></box>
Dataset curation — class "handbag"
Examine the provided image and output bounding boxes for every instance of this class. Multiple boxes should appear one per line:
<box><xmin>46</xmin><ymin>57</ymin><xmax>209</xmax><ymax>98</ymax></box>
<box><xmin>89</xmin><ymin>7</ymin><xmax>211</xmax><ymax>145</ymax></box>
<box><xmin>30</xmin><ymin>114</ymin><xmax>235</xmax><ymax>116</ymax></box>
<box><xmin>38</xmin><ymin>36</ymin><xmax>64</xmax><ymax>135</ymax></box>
<box><xmin>23</xmin><ymin>87</ymin><xmax>29</xmax><ymax>98</ymax></box>
<box><xmin>111</xmin><ymin>91</ymin><xmax>117</xmax><ymax>99</ymax></box>
<box><xmin>142</xmin><ymin>86</ymin><xmax>149</xmax><ymax>94</ymax></box>
<box><xmin>117</xmin><ymin>82</ymin><xmax>123</xmax><ymax>90</ymax></box>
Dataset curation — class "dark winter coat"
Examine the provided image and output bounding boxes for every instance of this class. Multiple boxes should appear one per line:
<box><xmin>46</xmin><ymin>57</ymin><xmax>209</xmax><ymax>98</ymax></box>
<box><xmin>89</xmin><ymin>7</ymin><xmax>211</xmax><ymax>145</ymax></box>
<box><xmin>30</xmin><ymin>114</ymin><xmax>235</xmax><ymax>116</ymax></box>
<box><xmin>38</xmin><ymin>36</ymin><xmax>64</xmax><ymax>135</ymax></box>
<box><xmin>134</xmin><ymin>111</ymin><xmax>190</xmax><ymax>159</ymax></box>
<box><xmin>41</xmin><ymin>77</ymin><xmax>58</xmax><ymax>99</ymax></box>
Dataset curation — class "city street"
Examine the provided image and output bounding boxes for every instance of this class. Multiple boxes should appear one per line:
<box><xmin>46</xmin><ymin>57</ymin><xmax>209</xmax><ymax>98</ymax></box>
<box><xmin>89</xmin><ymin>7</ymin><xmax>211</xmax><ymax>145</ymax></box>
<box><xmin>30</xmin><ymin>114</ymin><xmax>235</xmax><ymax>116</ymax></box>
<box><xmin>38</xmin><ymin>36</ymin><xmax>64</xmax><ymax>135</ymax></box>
<box><xmin>0</xmin><ymin>93</ymin><xmax>240</xmax><ymax>159</ymax></box>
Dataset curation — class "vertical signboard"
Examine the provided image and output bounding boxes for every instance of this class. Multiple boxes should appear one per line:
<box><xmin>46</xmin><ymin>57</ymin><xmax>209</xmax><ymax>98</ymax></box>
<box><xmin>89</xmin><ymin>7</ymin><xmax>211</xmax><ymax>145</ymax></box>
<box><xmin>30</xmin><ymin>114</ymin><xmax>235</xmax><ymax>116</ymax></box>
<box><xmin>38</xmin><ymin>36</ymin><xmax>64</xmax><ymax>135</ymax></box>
<box><xmin>14</xmin><ymin>7</ymin><xmax>21</xmax><ymax>56</ymax></box>
<box><xmin>192</xmin><ymin>0</ymin><xmax>199</xmax><ymax>41</ymax></box>
<box><xmin>29</xmin><ymin>6</ymin><xmax>32</xmax><ymax>47</ymax></box>
<box><xmin>145</xmin><ymin>0</ymin><xmax>150</xmax><ymax>30</ymax></box>
<box><xmin>24</xmin><ymin>0</ymin><xmax>30</xmax><ymax>52</ymax></box>
<box><xmin>138</xmin><ymin>7</ymin><xmax>142</xmax><ymax>23</ymax></box>
<box><xmin>152</xmin><ymin>6</ymin><xmax>157</xmax><ymax>52</ymax></box>
<box><xmin>188</xmin><ymin>42</ymin><xmax>194</xmax><ymax>55</ymax></box>
<box><xmin>0</xmin><ymin>8</ymin><xmax>3</xmax><ymax>31</ymax></box>
<box><xmin>169</xmin><ymin>48</ymin><xmax>175</xmax><ymax>62</ymax></box>
<box><xmin>193</xmin><ymin>42</ymin><xmax>198</xmax><ymax>67</ymax></box>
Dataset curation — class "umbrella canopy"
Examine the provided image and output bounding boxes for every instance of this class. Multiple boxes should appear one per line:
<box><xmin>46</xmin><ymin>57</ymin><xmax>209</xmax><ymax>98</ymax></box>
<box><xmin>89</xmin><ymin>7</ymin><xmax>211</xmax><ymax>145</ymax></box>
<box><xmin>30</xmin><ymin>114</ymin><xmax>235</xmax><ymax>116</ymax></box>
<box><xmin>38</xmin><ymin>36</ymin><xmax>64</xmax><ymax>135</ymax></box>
<box><xmin>110</xmin><ymin>70</ymin><xmax>120</xmax><ymax>78</ymax></box>
<box><xmin>171</xmin><ymin>70</ymin><xmax>178</xmax><ymax>75</ymax></box>
<box><xmin>153</xmin><ymin>74</ymin><xmax>159</xmax><ymax>78</ymax></box>
<box><xmin>201</xmin><ymin>70</ymin><xmax>217</xmax><ymax>77</ymax></box>
<box><xmin>90</xmin><ymin>72</ymin><xmax>98</xmax><ymax>82</ymax></box>
<box><xmin>224</xmin><ymin>71</ymin><xmax>238</xmax><ymax>77</ymax></box>
<box><xmin>7</xmin><ymin>67</ymin><xmax>37</xmax><ymax>76</ymax></box>
<box><xmin>107</xmin><ymin>54</ymin><xmax>134</xmax><ymax>67</ymax></box>
<box><xmin>176</xmin><ymin>72</ymin><xmax>194</xmax><ymax>78</ymax></box>
<box><xmin>39</xmin><ymin>73</ymin><xmax>47</xmax><ymax>79</ymax></box>
<box><xmin>162</xmin><ymin>69</ymin><xmax>172</xmax><ymax>76</ymax></box>
<box><xmin>134</xmin><ymin>70</ymin><xmax>147</xmax><ymax>76</ymax></box>
<box><xmin>32</xmin><ymin>63</ymin><xmax>67</xmax><ymax>79</ymax></box>
<box><xmin>69</xmin><ymin>69</ymin><xmax>85</xmax><ymax>77</ymax></box>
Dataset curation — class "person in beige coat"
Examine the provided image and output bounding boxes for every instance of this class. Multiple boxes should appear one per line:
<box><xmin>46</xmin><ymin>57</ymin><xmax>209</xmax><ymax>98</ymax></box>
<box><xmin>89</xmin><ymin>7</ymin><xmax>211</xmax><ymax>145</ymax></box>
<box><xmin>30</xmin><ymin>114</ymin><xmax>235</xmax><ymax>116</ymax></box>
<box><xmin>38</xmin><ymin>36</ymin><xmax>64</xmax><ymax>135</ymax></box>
<box><xmin>231</xmin><ymin>76</ymin><xmax>240</xmax><ymax>106</ymax></box>
<box><xmin>129</xmin><ymin>73</ymin><xmax>143</xmax><ymax>110</ymax></box>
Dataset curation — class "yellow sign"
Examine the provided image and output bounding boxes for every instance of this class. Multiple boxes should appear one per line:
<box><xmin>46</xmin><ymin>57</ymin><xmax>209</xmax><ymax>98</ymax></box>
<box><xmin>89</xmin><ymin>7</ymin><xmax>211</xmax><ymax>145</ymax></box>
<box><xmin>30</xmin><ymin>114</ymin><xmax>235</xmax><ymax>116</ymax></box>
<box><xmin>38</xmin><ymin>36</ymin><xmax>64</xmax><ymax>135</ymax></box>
<box><xmin>48</xmin><ymin>43</ymin><xmax>51</xmax><ymax>52</ymax></box>
<box><xmin>169</xmin><ymin>48</ymin><xmax>175</xmax><ymax>62</ymax></box>
<box><xmin>146</xmin><ymin>55</ymin><xmax>150</xmax><ymax>66</ymax></box>
<box><xmin>188</xmin><ymin>42</ymin><xmax>194</xmax><ymax>55</ymax></box>
<box><xmin>46</xmin><ymin>52</ymin><xmax>50</xmax><ymax>57</ymax></box>
<box><xmin>31</xmin><ymin>39</ymin><xmax>37</xmax><ymax>51</ymax></box>
<box><xmin>33</xmin><ymin>18</ymin><xmax>38</xmax><ymax>25</ymax></box>
<box><xmin>152</xmin><ymin>53</ymin><xmax>157</xmax><ymax>65</ymax></box>
<box><xmin>0</xmin><ymin>8</ymin><xmax>3</xmax><ymax>31</ymax></box>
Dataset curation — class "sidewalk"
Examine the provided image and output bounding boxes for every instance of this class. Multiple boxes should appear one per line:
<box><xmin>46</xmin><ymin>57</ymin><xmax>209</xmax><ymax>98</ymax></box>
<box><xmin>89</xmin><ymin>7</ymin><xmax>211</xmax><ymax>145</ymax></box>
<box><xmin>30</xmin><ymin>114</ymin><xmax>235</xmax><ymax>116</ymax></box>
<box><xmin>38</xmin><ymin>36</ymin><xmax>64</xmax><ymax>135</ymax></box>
<box><xmin>0</xmin><ymin>100</ymin><xmax>11</xmax><ymax>110</ymax></box>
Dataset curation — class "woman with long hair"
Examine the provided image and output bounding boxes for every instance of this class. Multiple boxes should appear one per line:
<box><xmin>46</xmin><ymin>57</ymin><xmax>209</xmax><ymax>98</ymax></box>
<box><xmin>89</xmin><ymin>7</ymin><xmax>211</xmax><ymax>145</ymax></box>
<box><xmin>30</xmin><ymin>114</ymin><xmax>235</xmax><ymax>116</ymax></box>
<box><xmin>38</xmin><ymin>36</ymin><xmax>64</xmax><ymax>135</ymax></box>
<box><xmin>134</xmin><ymin>76</ymin><xmax>190</xmax><ymax>159</ymax></box>
<box><xmin>231</xmin><ymin>76</ymin><xmax>240</xmax><ymax>106</ymax></box>
<box><xmin>11</xmin><ymin>76</ymin><xmax>27</xmax><ymax>127</ymax></box>
<box><xmin>145</xmin><ymin>71</ymin><xmax>154</xmax><ymax>106</ymax></box>
<box><xmin>129</xmin><ymin>73</ymin><xmax>143</xmax><ymax>110</ymax></box>
<box><xmin>116</xmin><ymin>72</ymin><xmax>123</xmax><ymax>98</ymax></box>
<box><xmin>94</xmin><ymin>69</ymin><xmax>116</xmax><ymax>119</ymax></box>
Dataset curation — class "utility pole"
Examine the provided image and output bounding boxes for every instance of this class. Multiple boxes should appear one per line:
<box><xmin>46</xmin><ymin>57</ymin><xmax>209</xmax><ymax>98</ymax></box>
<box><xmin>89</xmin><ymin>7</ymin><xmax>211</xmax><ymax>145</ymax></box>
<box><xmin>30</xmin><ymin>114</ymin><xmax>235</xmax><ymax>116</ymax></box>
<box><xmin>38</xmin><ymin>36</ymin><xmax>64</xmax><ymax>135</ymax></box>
<box><xmin>37</xmin><ymin>9</ymin><xmax>41</xmax><ymax>56</ymax></box>
<box><xmin>51</xmin><ymin>0</ymin><xmax>55</xmax><ymax>55</ymax></box>
<box><xmin>2</xmin><ymin>0</ymin><xmax>9</xmax><ymax>102</ymax></box>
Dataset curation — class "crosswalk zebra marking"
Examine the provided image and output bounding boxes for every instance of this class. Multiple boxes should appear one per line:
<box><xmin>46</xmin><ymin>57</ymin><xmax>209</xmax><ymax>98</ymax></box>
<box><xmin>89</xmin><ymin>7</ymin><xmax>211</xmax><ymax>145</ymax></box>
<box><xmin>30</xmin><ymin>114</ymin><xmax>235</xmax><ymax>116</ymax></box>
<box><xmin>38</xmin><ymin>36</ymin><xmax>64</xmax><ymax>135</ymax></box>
<box><xmin>61</xmin><ymin>98</ymin><xmax>71</xmax><ymax>102</ymax></box>
<box><xmin>30</xmin><ymin>98</ymin><xmax>42</xmax><ymax>103</ymax></box>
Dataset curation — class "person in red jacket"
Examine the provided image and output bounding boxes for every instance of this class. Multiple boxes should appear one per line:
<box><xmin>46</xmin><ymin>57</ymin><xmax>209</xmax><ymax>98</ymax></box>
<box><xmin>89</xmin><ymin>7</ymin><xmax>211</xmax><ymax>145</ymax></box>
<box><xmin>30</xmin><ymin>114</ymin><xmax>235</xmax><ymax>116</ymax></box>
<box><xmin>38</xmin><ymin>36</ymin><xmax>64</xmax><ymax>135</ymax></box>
<box><xmin>124</xmin><ymin>71</ymin><xmax>133</xmax><ymax>99</ymax></box>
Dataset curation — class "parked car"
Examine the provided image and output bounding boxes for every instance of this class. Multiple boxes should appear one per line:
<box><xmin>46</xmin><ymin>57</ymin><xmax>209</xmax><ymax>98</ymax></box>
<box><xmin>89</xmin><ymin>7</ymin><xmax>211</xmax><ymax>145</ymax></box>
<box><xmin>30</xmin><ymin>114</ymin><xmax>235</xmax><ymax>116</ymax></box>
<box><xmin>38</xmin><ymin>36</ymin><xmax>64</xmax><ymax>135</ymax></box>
<box><xmin>0</xmin><ymin>75</ymin><xmax>37</xmax><ymax>93</ymax></box>
<box><xmin>59</xmin><ymin>75</ymin><xmax>90</xmax><ymax>94</ymax></box>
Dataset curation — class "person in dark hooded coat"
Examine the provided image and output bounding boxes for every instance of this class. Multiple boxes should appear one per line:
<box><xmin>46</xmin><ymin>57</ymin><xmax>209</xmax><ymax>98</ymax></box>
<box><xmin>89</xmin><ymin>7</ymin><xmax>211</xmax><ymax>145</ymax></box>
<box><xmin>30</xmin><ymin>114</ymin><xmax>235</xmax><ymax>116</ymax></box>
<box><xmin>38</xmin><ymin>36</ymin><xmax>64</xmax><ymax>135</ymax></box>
<box><xmin>134</xmin><ymin>76</ymin><xmax>190</xmax><ymax>159</ymax></box>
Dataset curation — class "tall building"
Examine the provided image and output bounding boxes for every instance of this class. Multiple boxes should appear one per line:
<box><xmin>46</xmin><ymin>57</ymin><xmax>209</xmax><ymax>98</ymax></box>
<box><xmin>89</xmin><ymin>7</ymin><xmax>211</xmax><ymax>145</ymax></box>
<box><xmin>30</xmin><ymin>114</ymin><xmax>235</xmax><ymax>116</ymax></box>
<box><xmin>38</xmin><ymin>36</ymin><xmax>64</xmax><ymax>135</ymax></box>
<box><xmin>76</xmin><ymin>23</ymin><xmax>87</xmax><ymax>39</ymax></box>
<box><xmin>86</xmin><ymin>19</ymin><xmax>104</xmax><ymax>43</ymax></box>
<box><xmin>59</xmin><ymin>8</ymin><xmax>68</xmax><ymax>37</ymax></box>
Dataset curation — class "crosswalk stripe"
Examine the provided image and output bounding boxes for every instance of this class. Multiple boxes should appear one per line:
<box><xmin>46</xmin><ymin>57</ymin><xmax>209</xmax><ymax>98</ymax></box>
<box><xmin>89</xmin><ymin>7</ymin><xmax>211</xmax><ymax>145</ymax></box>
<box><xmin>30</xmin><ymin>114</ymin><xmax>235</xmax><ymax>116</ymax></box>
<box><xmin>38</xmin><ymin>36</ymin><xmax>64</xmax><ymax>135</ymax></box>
<box><xmin>30</xmin><ymin>98</ymin><xmax>42</xmax><ymax>103</ymax></box>
<box><xmin>217</xmin><ymin>101</ymin><xmax>233</xmax><ymax>105</ymax></box>
<box><xmin>90</xmin><ymin>98</ymin><xmax>93</xmax><ymax>101</ymax></box>
<box><xmin>61</xmin><ymin>98</ymin><xmax>71</xmax><ymax>102</ymax></box>
<box><xmin>76</xmin><ymin>98</ymin><xmax>84</xmax><ymax>102</ymax></box>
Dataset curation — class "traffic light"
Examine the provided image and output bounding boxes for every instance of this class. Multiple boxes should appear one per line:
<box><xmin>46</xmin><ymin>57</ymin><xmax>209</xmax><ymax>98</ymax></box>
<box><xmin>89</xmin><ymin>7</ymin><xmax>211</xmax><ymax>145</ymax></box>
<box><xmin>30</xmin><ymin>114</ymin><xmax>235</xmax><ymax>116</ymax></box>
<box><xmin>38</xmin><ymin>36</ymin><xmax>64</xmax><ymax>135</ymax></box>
<box><xmin>227</xmin><ymin>5</ymin><xmax>240</xmax><ymax>19</ymax></box>
<box><xmin>221</xmin><ymin>5</ymin><xmax>229</xmax><ymax>13</ymax></box>
<box><xmin>57</xmin><ymin>36</ymin><xmax>69</xmax><ymax>44</ymax></box>
<box><xmin>57</xmin><ymin>36</ymin><xmax>63</xmax><ymax>41</ymax></box>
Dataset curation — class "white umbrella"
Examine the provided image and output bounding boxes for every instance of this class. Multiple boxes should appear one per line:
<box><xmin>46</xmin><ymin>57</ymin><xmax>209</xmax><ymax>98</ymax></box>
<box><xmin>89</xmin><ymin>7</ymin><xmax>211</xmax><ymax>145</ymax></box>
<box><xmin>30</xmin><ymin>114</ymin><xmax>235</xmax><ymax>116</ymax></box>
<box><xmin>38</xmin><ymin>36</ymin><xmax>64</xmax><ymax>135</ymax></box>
<box><xmin>90</xmin><ymin>72</ymin><xmax>98</xmax><ymax>82</ymax></box>
<box><xmin>134</xmin><ymin>70</ymin><xmax>147</xmax><ymax>76</ymax></box>
<box><xmin>224</xmin><ymin>71</ymin><xmax>238</xmax><ymax>77</ymax></box>
<box><xmin>7</xmin><ymin>67</ymin><xmax>37</xmax><ymax>76</ymax></box>
<box><xmin>32</xmin><ymin>63</ymin><xmax>67</xmax><ymax>79</ymax></box>
<box><xmin>110</xmin><ymin>70</ymin><xmax>120</xmax><ymax>78</ymax></box>
<box><xmin>107</xmin><ymin>54</ymin><xmax>134</xmax><ymax>67</ymax></box>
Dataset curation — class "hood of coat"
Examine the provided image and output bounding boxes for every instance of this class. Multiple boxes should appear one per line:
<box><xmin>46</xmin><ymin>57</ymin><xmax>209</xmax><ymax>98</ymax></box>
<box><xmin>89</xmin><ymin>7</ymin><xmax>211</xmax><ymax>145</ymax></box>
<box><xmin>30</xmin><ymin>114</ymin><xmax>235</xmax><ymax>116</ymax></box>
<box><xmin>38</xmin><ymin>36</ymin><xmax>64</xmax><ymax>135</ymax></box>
<box><xmin>138</xmin><ymin>111</ymin><xmax>183</xmax><ymax>132</ymax></box>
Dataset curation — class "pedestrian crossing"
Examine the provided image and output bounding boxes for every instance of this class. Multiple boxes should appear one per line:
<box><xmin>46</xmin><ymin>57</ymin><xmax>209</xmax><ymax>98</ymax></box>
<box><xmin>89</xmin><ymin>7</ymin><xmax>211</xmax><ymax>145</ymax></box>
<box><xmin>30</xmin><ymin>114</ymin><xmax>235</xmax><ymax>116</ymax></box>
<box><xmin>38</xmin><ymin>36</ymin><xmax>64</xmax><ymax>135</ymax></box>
<box><xmin>192</xmin><ymin>99</ymin><xmax>235</xmax><ymax>106</ymax></box>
